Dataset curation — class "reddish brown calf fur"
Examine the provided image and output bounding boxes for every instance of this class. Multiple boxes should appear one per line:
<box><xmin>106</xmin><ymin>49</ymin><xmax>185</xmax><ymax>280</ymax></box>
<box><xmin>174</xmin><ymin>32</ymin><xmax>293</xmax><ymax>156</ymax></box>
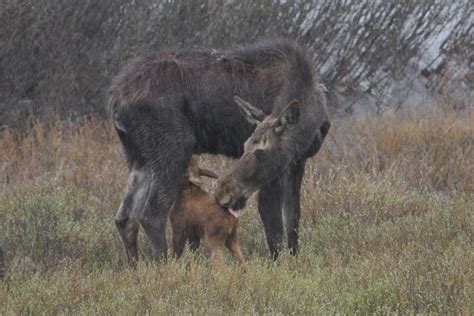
<box><xmin>169</xmin><ymin>158</ymin><xmax>244</xmax><ymax>265</ymax></box>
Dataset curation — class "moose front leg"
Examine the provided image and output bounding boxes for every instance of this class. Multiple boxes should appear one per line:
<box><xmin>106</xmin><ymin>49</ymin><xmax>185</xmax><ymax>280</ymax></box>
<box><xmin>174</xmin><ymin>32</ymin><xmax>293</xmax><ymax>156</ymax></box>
<box><xmin>258</xmin><ymin>178</ymin><xmax>284</xmax><ymax>260</ymax></box>
<box><xmin>282</xmin><ymin>160</ymin><xmax>306</xmax><ymax>256</ymax></box>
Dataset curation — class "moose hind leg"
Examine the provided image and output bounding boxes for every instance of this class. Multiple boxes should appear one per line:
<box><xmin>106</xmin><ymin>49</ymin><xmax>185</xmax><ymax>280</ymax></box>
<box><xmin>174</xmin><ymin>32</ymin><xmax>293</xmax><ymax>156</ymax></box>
<box><xmin>115</xmin><ymin>167</ymin><xmax>151</xmax><ymax>266</ymax></box>
<box><xmin>139</xmin><ymin>177</ymin><xmax>182</xmax><ymax>262</ymax></box>
<box><xmin>258</xmin><ymin>178</ymin><xmax>284</xmax><ymax>260</ymax></box>
<box><xmin>115</xmin><ymin>216</ymin><xmax>139</xmax><ymax>266</ymax></box>
<box><xmin>138</xmin><ymin>144</ymin><xmax>194</xmax><ymax>261</ymax></box>
<box><xmin>132</xmin><ymin>102</ymin><xmax>195</xmax><ymax>262</ymax></box>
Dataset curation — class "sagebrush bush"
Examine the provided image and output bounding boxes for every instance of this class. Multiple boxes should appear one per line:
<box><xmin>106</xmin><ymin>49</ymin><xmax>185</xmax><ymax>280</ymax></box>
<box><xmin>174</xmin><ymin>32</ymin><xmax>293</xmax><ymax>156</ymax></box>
<box><xmin>0</xmin><ymin>105</ymin><xmax>472</xmax><ymax>313</ymax></box>
<box><xmin>0</xmin><ymin>183</ymin><xmax>120</xmax><ymax>271</ymax></box>
<box><xmin>1</xmin><ymin>1</ymin><xmax>471</xmax><ymax>126</ymax></box>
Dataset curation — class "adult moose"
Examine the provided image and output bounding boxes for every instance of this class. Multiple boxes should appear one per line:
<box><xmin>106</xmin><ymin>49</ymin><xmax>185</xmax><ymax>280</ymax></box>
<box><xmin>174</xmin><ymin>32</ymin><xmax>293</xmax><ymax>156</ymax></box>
<box><xmin>109</xmin><ymin>39</ymin><xmax>330</xmax><ymax>265</ymax></box>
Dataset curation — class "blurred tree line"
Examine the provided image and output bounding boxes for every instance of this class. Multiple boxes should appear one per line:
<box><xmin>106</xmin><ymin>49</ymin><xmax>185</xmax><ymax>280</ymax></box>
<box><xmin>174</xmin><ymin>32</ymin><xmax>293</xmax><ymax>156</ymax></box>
<box><xmin>0</xmin><ymin>0</ymin><xmax>471</xmax><ymax>128</ymax></box>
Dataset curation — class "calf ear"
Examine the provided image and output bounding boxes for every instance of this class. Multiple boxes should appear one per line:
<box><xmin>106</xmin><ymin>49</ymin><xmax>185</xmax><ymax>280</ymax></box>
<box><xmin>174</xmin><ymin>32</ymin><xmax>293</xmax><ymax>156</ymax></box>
<box><xmin>233</xmin><ymin>95</ymin><xmax>265</xmax><ymax>125</ymax></box>
<box><xmin>274</xmin><ymin>100</ymin><xmax>300</xmax><ymax>134</ymax></box>
<box><xmin>199</xmin><ymin>168</ymin><xmax>218</xmax><ymax>179</ymax></box>
<box><xmin>188</xmin><ymin>176</ymin><xmax>202</xmax><ymax>186</ymax></box>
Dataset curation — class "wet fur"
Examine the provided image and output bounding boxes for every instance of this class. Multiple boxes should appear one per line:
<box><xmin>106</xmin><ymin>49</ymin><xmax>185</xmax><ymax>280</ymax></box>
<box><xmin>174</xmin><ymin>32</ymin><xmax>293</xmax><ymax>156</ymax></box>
<box><xmin>109</xmin><ymin>39</ymin><xmax>330</xmax><ymax>263</ymax></box>
<box><xmin>108</xmin><ymin>39</ymin><xmax>317</xmax><ymax>159</ymax></box>
<box><xmin>169</xmin><ymin>160</ymin><xmax>244</xmax><ymax>265</ymax></box>
<box><xmin>169</xmin><ymin>184</ymin><xmax>244</xmax><ymax>265</ymax></box>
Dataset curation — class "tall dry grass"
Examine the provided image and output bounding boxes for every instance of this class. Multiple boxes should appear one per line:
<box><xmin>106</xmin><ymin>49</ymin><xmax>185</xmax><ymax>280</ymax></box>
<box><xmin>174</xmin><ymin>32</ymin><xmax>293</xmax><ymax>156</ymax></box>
<box><xmin>0</xmin><ymin>105</ymin><xmax>472</xmax><ymax>313</ymax></box>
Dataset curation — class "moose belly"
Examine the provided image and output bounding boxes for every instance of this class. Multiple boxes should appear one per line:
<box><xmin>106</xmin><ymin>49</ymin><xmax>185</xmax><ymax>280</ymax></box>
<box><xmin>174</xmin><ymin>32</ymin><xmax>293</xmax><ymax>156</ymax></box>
<box><xmin>304</xmin><ymin>120</ymin><xmax>331</xmax><ymax>158</ymax></box>
<box><xmin>192</xmin><ymin>120</ymin><xmax>253</xmax><ymax>158</ymax></box>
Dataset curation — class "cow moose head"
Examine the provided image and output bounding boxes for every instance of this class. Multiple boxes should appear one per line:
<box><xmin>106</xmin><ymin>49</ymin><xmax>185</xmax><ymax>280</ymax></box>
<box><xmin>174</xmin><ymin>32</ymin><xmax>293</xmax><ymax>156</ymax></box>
<box><xmin>216</xmin><ymin>96</ymin><xmax>302</xmax><ymax>209</ymax></box>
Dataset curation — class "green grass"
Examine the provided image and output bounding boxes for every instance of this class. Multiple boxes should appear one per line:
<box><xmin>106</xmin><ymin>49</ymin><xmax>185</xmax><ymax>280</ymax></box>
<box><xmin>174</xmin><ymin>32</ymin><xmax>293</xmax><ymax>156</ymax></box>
<box><xmin>0</xmin><ymin>107</ymin><xmax>473</xmax><ymax>314</ymax></box>
<box><xmin>0</xmin><ymin>188</ymin><xmax>471</xmax><ymax>314</ymax></box>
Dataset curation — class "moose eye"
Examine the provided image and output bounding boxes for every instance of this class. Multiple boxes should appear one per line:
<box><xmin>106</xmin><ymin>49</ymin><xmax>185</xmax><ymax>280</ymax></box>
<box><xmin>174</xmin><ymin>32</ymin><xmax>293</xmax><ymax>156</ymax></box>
<box><xmin>274</xmin><ymin>122</ymin><xmax>285</xmax><ymax>135</ymax></box>
<box><xmin>254</xmin><ymin>149</ymin><xmax>265</xmax><ymax>160</ymax></box>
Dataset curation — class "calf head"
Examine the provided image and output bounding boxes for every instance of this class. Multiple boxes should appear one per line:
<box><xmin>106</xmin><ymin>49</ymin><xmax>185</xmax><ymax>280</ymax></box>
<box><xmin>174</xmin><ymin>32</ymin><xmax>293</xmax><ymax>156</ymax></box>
<box><xmin>216</xmin><ymin>96</ymin><xmax>301</xmax><ymax>209</ymax></box>
<box><xmin>185</xmin><ymin>157</ymin><xmax>218</xmax><ymax>186</ymax></box>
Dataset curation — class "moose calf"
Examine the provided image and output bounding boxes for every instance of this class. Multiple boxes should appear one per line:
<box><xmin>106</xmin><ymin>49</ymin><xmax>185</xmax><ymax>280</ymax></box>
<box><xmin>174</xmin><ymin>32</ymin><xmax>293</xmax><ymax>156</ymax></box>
<box><xmin>169</xmin><ymin>158</ymin><xmax>244</xmax><ymax>265</ymax></box>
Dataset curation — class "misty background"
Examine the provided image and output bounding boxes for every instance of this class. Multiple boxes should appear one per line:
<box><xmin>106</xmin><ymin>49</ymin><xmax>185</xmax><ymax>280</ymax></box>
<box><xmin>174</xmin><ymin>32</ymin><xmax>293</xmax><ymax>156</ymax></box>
<box><xmin>0</xmin><ymin>0</ymin><xmax>472</xmax><ymax>129</ymax></box>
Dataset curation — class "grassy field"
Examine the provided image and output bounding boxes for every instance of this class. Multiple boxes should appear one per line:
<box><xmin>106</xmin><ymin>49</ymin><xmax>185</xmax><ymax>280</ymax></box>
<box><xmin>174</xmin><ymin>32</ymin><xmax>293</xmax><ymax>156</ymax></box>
<box><xmin>0</xmin><ymin>105</ymin><xmax>472</xmax><ymax>314</ymax></box>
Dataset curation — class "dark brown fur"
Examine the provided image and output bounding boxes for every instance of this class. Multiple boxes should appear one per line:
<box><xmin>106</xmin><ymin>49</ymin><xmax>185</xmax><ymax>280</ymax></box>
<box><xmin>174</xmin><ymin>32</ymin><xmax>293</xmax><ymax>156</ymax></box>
<box><xmin>169</xmin><ymin>158</ymin><xmax>244</xmax><ymax>265</ymax></box>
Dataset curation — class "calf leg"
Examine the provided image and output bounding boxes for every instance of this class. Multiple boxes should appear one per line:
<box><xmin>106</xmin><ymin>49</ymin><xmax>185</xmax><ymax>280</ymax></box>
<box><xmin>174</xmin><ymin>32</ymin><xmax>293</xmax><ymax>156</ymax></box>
<box><xmin>188</xmin><ymin>235</ymin><xmax>200</xmax><ymax>252</ymax></box>
<box><xmin>172</xmin><ymin>230</ymin><xmax>187</xmax><ymax>259</ymax></box>
<box><xmin>258</xmin><ymin>178</ymin><xmax>284</xmax><ymax>260</ymax></box>
<box><xmin>226</xmin><ymin>227</ymin><xmax>244</xmax><ymax>265</ymax></box>
<box><xmin>203</xmin><ymin>235</ymin><xmax>225</xmax><ymax>265</ymax></box>
<box><xmin>283</xmin><ymin>161</ymin><xmax>306</xmax><ymax>256</ymax></box>
<box><xmin>226</xmin><ymin>239</ymin><xmax>244</xmax><ymax>265</ymax></box>
<box><xmin>170</xmin><ymin>209</ymin><xmax>195</xmax><ymax>258</ymax></box>
<box><xmin>209</xmin><ymin>249</ymin><xmax>224</xmax><ymax>265</ymax></box>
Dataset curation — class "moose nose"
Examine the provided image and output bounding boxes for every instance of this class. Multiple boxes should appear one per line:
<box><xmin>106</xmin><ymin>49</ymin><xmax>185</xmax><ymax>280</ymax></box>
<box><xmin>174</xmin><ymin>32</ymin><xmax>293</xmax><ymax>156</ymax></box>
<box><xmin>233</xmin><ymin>196</ymin><xmax>247</xmax><ymax>210</ymax></box>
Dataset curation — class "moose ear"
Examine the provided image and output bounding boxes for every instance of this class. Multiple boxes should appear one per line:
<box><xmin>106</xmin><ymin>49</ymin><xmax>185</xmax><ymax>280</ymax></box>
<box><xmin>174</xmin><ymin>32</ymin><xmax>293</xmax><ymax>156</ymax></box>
<box><xmin>233</xmin><ymin>95</ymin><xmax>265</xmax><ymax>125</ymax></box>
<box><xmin>274</xmin><ymin>100</ymin><xmax>300</xmax><ymax>134</ymax></box>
